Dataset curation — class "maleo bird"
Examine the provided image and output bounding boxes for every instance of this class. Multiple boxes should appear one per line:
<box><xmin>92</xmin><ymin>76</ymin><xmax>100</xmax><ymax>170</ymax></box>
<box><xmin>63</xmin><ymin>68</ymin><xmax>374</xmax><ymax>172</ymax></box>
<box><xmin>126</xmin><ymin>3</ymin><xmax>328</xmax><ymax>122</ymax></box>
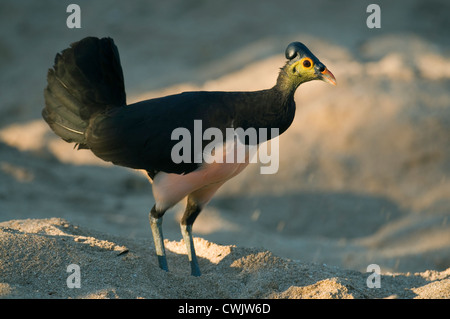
<box><xmin>42</xmin><ymin>37</ymin><xmax>336</xmax><ymax>276</ymax></box>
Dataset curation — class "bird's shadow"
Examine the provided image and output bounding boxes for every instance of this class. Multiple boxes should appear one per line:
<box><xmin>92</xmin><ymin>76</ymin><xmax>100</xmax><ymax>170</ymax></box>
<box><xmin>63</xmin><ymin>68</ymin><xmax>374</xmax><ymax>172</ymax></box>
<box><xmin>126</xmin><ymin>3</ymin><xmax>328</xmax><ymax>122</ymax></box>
<box><xmin>212</xmin><ymin>191</ymin><xmax>406</xmax><ymax>240</ymax></box>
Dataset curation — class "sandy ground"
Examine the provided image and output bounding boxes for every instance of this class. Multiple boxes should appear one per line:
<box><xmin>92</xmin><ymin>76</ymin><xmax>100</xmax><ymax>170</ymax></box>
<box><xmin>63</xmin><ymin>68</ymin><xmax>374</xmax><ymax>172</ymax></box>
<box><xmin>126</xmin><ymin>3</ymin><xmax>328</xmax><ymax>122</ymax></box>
<box><xmin>1</xmin><ymin>0</ymin><xmax>450</xmax><ymax>299</ymax></box>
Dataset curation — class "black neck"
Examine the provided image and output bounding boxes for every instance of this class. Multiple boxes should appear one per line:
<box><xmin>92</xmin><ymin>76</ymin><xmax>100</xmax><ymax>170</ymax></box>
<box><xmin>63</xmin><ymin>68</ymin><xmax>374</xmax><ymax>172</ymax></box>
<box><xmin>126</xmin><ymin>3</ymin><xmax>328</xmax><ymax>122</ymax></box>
<box><xmin>274</xmin><ymin>65</ymin><xmax>301</xmax><ymax>98</ymax></box>
<box><xmin>232</xmin><ymin>68</ymin><xmax>298</xmax><ymax>141</ymax></box>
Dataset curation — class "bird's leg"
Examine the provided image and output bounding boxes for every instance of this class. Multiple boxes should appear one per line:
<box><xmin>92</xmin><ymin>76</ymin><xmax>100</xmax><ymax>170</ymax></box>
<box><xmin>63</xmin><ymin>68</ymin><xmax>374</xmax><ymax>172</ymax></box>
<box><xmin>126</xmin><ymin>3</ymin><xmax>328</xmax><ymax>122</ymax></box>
<box><xmin>180</xmin><ymin>197</ymin><xmax>202</xmax><ymax>276</ymax></box>
<box><xmin>149</xmin><ymin>205</ymin><xmax>168</xmax><ymax>272</ymax></box>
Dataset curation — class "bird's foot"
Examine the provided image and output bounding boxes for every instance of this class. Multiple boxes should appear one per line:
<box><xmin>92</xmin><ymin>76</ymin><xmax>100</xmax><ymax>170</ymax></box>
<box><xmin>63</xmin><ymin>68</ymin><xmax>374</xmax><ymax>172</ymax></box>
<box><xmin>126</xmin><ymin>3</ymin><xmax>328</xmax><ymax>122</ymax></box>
<box><xmin>158</xmin><ymin>255</ymin><xmax>169</xmax><ymax>272</ymax></box>
<box><xmin>190</xmin><ymin>259</ymin><xmax>201</xmax><ymax>277</ymax></box>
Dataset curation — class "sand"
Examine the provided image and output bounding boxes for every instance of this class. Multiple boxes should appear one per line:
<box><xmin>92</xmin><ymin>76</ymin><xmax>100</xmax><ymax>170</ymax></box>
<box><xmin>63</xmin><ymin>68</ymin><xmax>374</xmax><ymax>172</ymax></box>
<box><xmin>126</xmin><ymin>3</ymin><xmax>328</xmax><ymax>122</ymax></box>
<box><xmin>1</xmin><ymin>217</ymin><xmax>449</xmax><ymax>299</ymax></box>
<box><xmin>1</xmin><ymin>0</ymin><xmax>450</xmax><ymax>299</ymax></box>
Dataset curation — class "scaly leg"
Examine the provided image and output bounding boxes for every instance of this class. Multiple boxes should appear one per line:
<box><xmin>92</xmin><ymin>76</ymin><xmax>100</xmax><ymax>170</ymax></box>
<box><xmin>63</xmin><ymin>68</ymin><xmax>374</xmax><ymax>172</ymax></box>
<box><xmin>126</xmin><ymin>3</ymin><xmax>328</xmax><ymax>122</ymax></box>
<box><xmin>180</xmin><ymin>197</ymin><xmax>202</xmax><ymax>276</ymax></box>
<box><xmin>180</xmin><ymin>223</ymin><xmax>201</xmax><ymax>277</ymax></box>
<box><xmin>149</xmin><ymin>205</ymin><xmax>168</xmax><ymax>272</ymax></box>
<box><xmin>180</xmin><ymin>182</ymin><xmax>226</xmax><ymax>276</ymax></box>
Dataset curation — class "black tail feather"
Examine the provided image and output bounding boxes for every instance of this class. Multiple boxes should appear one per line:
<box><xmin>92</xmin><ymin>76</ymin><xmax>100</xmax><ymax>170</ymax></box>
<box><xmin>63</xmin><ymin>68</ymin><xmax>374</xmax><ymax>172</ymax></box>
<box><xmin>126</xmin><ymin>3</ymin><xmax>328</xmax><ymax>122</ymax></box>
<box><xmin>42</xmin><ymin>37</ymin><xmax>126</xmax><ymax>147</ymax></box>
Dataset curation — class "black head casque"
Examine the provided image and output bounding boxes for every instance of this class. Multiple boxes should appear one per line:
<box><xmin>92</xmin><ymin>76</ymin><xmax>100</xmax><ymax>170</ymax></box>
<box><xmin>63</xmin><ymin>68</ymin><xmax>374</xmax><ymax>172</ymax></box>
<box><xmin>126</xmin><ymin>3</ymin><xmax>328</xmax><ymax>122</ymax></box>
<box><xmin>285</xmin><ymin>42</ymin><xmax>336</xmax><ymax>85</ymax></box>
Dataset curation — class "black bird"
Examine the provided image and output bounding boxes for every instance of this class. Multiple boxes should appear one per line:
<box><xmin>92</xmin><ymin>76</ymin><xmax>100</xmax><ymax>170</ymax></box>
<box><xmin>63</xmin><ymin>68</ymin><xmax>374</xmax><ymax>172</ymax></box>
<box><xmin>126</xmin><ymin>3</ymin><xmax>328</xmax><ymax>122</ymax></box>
<box><xmin>42</xmin><ymin>37</ymin><xmax>336</xmax><ymax>276</ymax></box>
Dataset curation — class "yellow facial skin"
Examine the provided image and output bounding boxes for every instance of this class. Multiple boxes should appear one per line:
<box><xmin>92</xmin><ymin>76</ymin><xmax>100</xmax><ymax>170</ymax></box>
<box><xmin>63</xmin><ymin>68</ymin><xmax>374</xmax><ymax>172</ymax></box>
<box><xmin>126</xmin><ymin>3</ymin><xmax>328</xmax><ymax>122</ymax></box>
<box><xmin>288</xmin><ymin>57</ymin><xmax>336</xmax><ymax>86</ymax></box>
<box><xmin>290</xmin><ymin>57</ymin><xmax>318</xmax><ymax>83</ymax></box>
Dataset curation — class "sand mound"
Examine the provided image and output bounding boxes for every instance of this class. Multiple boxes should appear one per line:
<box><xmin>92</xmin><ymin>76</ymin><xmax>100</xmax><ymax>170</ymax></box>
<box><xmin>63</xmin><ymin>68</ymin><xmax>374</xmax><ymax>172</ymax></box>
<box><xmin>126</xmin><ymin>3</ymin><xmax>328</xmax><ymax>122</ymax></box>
<box><xmin>1</xmin><ymin>218</ymin><xmax>448</xmax><ymax>299</ymax></box>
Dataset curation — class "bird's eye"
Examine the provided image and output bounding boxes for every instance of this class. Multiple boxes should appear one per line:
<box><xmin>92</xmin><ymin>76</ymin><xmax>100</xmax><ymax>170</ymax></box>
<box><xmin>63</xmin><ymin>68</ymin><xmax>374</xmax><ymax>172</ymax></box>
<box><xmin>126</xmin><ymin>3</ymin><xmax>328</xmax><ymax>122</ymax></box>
<box><xmin>302</xmin><ymin>58</ymin><xmax>313</xmax><ymax>69</ymax></box>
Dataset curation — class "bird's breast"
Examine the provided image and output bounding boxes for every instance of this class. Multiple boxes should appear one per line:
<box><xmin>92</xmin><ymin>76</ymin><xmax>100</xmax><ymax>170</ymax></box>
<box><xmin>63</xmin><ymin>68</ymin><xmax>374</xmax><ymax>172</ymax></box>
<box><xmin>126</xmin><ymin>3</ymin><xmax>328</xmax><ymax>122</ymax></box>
<box><xmin>152</xmin><ymin>137</ymin><xmax>253</xmax><ymax>211</ymax></box>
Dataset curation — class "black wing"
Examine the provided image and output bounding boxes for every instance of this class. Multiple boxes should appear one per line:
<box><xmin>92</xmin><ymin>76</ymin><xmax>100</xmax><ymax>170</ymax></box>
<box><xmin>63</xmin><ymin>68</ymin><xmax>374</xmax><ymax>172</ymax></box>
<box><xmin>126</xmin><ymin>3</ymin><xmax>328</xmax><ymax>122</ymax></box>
<box><xmin>86</xmin><ymin>91</ymin><xmax>237</xmax><ymax>175</ymax></box>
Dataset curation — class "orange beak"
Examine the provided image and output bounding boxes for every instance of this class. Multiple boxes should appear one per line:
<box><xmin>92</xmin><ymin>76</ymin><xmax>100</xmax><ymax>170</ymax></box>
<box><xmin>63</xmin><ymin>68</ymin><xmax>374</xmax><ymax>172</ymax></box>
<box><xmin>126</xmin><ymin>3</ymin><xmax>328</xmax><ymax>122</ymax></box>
<box><xmin>320</xmin><ymin>68</ymin><xmax>337</xmax><ymax>86</ymax></box>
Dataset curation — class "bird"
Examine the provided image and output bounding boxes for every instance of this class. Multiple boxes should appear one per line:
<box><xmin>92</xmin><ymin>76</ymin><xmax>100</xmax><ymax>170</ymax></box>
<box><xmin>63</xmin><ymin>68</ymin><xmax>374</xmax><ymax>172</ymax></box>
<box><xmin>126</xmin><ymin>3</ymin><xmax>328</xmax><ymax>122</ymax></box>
<box><xmin>42</xmin><ymin>37</ymin><xmax>336</xmax><ymax>276</ymax></box>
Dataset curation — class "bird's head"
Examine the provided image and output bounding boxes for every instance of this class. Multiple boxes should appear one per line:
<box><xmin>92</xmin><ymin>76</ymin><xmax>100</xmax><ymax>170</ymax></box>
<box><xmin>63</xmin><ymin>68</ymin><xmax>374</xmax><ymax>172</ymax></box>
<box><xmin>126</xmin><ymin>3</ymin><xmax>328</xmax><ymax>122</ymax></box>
<box><xmin>281</xmin><ymin>42</ymin><xmax>336</xmax><ymax>87</ymax></box>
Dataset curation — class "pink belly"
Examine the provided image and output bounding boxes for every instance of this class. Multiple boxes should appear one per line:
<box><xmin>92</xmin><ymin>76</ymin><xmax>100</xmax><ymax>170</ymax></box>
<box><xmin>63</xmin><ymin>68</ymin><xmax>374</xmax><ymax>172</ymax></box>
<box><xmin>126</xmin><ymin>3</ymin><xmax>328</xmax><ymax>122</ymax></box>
<box><xmin>152</xmin><ymin>140</ymin><xmax>252</xmax><ymax>211</ymax></box>
<box><xmin>152</xmin><ymin>161</ymin><xmax>249</xmax><ymax>211</ymax></box>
